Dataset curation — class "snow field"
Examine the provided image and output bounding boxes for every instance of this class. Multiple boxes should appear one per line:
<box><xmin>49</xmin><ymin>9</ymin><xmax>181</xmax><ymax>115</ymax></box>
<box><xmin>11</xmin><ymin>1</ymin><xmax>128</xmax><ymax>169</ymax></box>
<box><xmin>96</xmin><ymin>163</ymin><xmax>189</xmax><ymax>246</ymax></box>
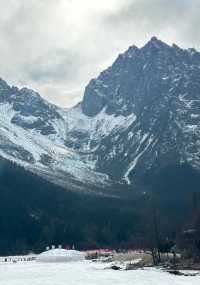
<box><xmin>0</xmin><ymin>261</ymin><xmax>199</xmax><ymax>285</ymax></box>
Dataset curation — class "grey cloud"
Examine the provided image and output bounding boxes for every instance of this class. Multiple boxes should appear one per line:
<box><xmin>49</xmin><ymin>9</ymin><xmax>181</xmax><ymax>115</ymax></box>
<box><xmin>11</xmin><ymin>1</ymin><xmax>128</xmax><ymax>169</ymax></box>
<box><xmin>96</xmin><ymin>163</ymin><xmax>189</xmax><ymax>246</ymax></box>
<box><xmin>101</xmin><ymin>0</ymin><xmax>199</xmax><ymax>48</ymax></box>
<box><xmin>26</xmin><ymin>50</ymin><xmax>80</xmax><ymax>83</ymax></box>
<box><xmin>104</xmin><ymin>0</ymin><xmax>188</xmax><ymax>25</ymax></box>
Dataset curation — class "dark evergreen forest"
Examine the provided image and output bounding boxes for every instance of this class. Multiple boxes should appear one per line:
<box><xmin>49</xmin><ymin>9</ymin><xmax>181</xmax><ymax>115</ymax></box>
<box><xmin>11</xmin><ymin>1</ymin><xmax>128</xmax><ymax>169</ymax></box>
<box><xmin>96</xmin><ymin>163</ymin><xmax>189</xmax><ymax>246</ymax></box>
<box><xmin>0</xmin><ymin>157</ymin><xmax>199</xmax><ymax>256</ymax></box>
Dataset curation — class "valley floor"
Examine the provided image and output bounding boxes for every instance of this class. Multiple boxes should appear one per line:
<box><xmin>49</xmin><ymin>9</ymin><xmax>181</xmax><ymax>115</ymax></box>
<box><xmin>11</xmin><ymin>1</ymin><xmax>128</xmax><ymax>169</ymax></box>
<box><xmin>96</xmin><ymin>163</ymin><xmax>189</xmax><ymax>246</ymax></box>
<box><xmin>0</xmin><ymin>261</ymin><xmax>199</xmax><ymax>285</ymax></box>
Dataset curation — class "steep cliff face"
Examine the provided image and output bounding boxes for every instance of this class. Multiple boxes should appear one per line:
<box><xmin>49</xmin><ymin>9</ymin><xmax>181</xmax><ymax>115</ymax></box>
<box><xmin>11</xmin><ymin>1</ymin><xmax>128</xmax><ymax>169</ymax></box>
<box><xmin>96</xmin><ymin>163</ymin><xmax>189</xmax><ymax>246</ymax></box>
<box><xmin>67</xmin><ymin>37</ymin><xmax>200</xmax><ymax>183</ymax></box>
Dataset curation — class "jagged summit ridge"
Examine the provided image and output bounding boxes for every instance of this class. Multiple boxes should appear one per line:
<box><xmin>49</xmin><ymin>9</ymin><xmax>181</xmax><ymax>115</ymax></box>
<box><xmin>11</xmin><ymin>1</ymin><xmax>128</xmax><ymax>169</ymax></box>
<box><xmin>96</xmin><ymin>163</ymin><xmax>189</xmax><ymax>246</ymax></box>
<box><xmin>82</xmin><ymin>37</ymin><xmax>200</xmax><ymax>118</ymax></box>
<box><xmin>78</xmin><ymin>38</ymin><xmax>200</xmax><ymax>183</ymax></box>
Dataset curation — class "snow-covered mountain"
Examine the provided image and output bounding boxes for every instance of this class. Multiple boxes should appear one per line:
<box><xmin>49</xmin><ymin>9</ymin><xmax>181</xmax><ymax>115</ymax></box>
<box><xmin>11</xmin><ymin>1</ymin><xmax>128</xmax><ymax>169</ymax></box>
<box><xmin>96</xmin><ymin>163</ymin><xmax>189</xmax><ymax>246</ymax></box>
<box><xmin>65</xmin><ymin>37</ymin><xmax>200</xmax><ymax>184</ymax></box>
<box><xmin>0</xmin><ymin>80</ymin><xmax>109</xmax><ymax>192</ymax></box>
<box><xmin>1</xmin><ymin>37</ymin><xmax>200</xmax><ymax>190</ymax></box>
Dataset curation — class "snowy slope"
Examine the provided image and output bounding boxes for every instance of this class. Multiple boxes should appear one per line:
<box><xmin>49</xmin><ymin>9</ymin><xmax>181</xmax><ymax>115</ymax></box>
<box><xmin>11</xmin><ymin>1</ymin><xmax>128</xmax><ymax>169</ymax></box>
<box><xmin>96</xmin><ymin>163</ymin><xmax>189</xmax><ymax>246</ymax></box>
<box><xmin>0</xmin><ymin>85</ymin><xmax>109</xmax><ymax>190</ymax></box>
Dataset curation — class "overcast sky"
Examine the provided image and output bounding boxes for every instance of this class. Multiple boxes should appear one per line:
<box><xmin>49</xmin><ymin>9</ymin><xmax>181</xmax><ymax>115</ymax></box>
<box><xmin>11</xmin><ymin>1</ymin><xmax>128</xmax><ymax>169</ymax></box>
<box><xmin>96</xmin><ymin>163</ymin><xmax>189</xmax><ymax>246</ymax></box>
<box><xmin>0</xmin><ymin>0</ymin><xmax>199</xmax><ymax>107</ymax></box>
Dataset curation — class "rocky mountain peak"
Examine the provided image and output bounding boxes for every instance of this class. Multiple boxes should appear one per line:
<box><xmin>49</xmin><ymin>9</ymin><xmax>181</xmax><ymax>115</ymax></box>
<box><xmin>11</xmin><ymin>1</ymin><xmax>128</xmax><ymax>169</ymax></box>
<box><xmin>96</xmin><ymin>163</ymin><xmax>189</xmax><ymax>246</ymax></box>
<box><xmin>77</xmin><ymin>38</ymin><xmax>200</xmax><ymax>183</ymax></box>
<box><xmin>0</xmin><ymin>80</ymin><xmax>62</xmax><ymax>137</ymax></box>
<box><xmin>82</xmin><ymin>37</ymin><xmax>200</xmax><ymax>118</ymax></box>
<box><xmin>143</xmin><ymin>36</ymin><xmax>170</xmax><ymax>49</ymax></box>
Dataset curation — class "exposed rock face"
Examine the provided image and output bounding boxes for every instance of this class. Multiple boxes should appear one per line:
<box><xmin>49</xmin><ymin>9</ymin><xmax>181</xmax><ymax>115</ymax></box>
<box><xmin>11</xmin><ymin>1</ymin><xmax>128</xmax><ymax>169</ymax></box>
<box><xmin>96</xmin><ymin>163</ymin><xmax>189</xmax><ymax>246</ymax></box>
<box><xmin>71</xmin><ymin>37</ymin><xmax>200</xmax><ymax>183</ymax></box>
<box><xmin>0</xmin><ymin>81</ymin><xmax>62</xmax><ymax>135</ymax></box>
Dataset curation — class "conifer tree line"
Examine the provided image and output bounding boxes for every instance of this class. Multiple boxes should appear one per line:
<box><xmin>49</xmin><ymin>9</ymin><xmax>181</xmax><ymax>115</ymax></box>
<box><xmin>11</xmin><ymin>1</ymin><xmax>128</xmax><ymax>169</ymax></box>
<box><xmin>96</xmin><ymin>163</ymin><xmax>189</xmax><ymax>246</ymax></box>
<box><xmin>0</xmin><ymin>157</ymin><xmax>200</xmax><ymax>257</ymax></box>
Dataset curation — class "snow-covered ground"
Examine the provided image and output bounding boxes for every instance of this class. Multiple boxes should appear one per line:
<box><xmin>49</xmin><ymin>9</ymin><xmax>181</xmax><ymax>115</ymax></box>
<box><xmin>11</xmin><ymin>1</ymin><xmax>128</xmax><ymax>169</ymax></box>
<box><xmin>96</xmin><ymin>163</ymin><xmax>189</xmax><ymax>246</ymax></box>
<box><xmin>0</xmin><ymin>261</ymin><xmax>199</xmax><ymax>285</ymax></box>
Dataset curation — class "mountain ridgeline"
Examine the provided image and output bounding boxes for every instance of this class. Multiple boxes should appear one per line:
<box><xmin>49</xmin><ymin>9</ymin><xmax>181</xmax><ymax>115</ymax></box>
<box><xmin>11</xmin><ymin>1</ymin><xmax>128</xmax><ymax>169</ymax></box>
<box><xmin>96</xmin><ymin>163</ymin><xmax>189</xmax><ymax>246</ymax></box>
<box><xmin>1</xmin><ymin>37</ymin><xmax>200</xmax><ymax>254</ymax></box>
<box><xmin>80</xmin><ymin>37</ymin><xmax>200</xmax><ymax>183</ymax></box>
<box><xmin>1</xmin><ymin>37</ymin><xmax>200</xmax><ymax>188</ymax></box>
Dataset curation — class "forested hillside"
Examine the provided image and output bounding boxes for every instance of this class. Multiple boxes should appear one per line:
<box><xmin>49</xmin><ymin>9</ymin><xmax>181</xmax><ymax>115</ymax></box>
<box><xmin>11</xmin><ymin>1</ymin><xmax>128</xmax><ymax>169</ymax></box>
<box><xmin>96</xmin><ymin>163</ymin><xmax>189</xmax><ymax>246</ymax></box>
<box><xmin>0</xmin><ymin>158</ymin><xmax>139</xmax><ymax>255</ymax></box>
<box><xmin>0</xmin><ymin>156</ymin><xmax>200</xmax><ymax>255</ymax></box>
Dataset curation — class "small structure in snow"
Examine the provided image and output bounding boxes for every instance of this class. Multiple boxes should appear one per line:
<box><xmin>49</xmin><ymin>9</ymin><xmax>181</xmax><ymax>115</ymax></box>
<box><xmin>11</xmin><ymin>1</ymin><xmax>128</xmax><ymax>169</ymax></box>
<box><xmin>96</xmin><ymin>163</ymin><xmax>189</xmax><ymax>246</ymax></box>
<box><xmin>36</xmin><ymin>249</ymin><xmax>85</xmax><ymax>263</ymax></box>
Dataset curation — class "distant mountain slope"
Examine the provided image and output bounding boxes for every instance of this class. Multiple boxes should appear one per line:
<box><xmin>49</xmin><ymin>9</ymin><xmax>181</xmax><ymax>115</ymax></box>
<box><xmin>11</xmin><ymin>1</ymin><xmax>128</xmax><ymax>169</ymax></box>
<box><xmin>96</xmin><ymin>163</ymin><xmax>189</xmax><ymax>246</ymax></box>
<box><xmin>67</xmin><ymin>37</ymin><xmax>200</xmax><ymax>184</ymax></box>
<box><xmin>0</xmin><ymin>80</ymin><xmax>109</xmax><ymax>191</ymax></box>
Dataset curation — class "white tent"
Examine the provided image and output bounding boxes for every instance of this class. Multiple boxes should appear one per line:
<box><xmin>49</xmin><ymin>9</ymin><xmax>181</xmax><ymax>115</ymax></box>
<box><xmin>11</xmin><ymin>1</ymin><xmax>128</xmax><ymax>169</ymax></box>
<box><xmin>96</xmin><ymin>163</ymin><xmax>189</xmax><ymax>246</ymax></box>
<box><xmin>36</xmin><ymin>249</ymin><xmax>85</xmax><ymax>263</ymax></box>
